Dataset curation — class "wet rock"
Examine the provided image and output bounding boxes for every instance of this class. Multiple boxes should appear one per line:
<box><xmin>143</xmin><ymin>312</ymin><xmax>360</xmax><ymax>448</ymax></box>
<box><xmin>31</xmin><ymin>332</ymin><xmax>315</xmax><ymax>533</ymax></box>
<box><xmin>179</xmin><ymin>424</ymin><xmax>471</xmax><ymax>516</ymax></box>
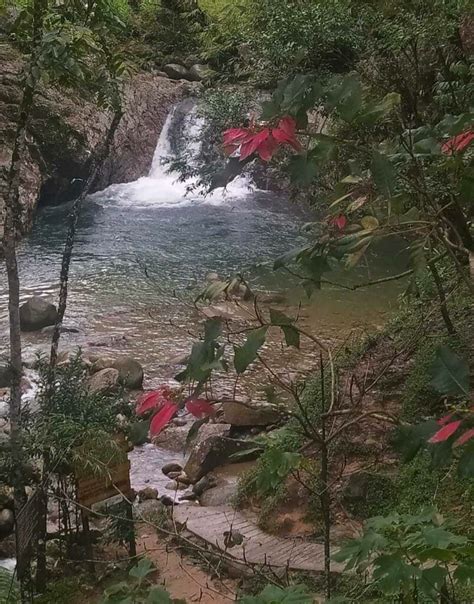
<box><xmin>179</xmin><ymin>492</ymin><xmax>199</xmax><ymax>502</ymax></box>
<box><xmin>222</xmin><ymin>401</ymin><xmax>281</xmax><ymax>427</ymax></box>
<box><xmin>153</xmin><ymin>426</ymin><xmax>188</xmax><ymax>452</ymax></box>
<box><xmin>92</xmin><ymin>356</ymin><xmax>144</xmax><ymax>389</ymax></box>
<box><xmin>0</xmin><ymin>366</ymin><xmax>12</xmax><ymax>389</ymax></box>
<box><xmin>163</xmin><ymin>63</ymin><xmax>190</xmax><ymax>80</ymax></box>
<box><xmin>160</xmin><ymin>495</ymin><xmax>175</xmax><ymax>506</ymax></box>
<box><xmin>192</xmin><ymin>475</ymin><xmax>217</xmax><ymax>497</ymax></box>
<box><xmin>176</xmin><ymin>472</ymin><xmax>191</xmax><ymax>485</ymax></box>
<box><xmin>164</xmin><ymin>480</ymin><xmax>187</xmax><ymax>491</ymax></box>
<box><xmin>0</xmin><ymin>509</ymin><xmax>14</xmax><ymax>538</ymax></box>
<box><xmin>19</xmin><ymin>297</ymin><xmax>58</xmax><ymax>331</ymax></box>
<box><xmin>138</xmin><ymin>487</ymin><xmax>158</xmax><ymax>501</ymax></box>
<box><xmin>200</xmin><ymin>484</ymin><xmax>238</xmax><ymax>507</ymax></box>
<box><xmin>184</xmin><ymin>437</ymin><xmax>260</xmax><ymax>483</ymax></box>
<box><xmin>162</xmin><ymin>462</ymin><xmax>183</xmax><ymax>476</ymax></box>
<box><xmin>40</xmin><ymin>325</ymin><xmax>79</xmax><ymax>335</ymax></box>
<box><xmin>87</xmin><ymin>368</ymin><xmax>120</xmax><ymax>394</ymax></box>
<box><xmin>167</xmin><ymin>471</ymin><xmax>181</xmax><ymax>480</ymax></box>
<box><xmin>188</xmin><ymin>64</ymin><xmax>212</xmax><ymax>82</ymax></box>
<box><xmin>195</xmin><ymin>423</ymin><xmax>230</xmax><ymax>444</ymax></box>
<box><xmin>172</xmin><ymin>417</ymin><xmax>188</xmax><ymax>427</ymax></box>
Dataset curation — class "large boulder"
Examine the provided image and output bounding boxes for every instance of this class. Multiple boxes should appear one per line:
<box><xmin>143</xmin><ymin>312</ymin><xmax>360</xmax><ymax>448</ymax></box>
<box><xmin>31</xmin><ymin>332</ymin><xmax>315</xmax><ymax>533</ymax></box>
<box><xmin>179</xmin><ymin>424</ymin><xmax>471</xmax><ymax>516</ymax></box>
<box><xmin>162</xmin><ymin>63</ymin><xmax>190</xmax><ymax>81</ymax></box>
<box><xmin>92</xmin><ymin>356</ymin><xmax>144</xmax><ymax>389</ymax></box>
<box><xmin>188</xmin><ymin>64</ymin><xmax>212</xmax><ymax>82</ymax></box>
<box><xmin>19</xmin><ymin>297</ymin><xmax>58</xmax><ymax>331</ymax></box>
<box><xmin>184</xmin><ymin>436</ymin><xmax>260</xmax><ymax>483</ymax></box>
<box><xmin>87</xmin><ymin>368</ymin><xmax>120</xmax><ymax>394</ymax></box>
<box><xmin>222</xmin><ymin>401</ymin><xmax>281</xmax><ymax>427</ymax></box>
<box><xmin>152</xmin><ymin>426</ymin><xmax>189</xmax><ymax>452</ymax></box>
<box><xmin>201</xmin><ymin>484</ymin><xmax>237</xmax><ymax>507</ymax></box>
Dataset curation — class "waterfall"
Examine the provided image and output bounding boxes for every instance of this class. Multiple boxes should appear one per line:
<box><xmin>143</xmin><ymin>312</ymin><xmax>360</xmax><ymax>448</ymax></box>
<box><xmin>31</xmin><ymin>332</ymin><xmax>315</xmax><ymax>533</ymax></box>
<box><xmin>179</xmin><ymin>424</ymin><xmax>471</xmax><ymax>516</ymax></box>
<box><xmin>93</xmin><ymin>103</ymin><xmax>256</xmax><ymax>208</ymax></box>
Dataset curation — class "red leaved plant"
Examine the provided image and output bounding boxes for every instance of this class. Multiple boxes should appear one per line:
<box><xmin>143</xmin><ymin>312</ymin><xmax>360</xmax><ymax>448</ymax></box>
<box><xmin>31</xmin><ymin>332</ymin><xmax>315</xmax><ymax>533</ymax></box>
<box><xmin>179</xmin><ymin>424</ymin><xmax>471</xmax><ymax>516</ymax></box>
<box><xmin>223</xmin><ymin>116</ymin><xmax>302</xmax><ymax>162</ymax></box>
<box><xmin>135</xmin><ymin>388</ymin><xmax>215</xmax><ymax>437</ymax></box>
<box><xmin>441</xmin><ymin>131</ymin><xmax>474</xmax><ymax>155</ymax></box>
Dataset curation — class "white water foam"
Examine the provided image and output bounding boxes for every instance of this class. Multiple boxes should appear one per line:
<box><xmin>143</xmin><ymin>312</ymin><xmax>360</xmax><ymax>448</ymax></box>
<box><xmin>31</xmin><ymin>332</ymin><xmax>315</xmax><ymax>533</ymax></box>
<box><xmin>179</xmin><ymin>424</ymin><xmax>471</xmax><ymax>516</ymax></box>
<box><xmin>93</xmin><ymin>106</ymin><xmax>256</xmax><ymax>208</ymax></box>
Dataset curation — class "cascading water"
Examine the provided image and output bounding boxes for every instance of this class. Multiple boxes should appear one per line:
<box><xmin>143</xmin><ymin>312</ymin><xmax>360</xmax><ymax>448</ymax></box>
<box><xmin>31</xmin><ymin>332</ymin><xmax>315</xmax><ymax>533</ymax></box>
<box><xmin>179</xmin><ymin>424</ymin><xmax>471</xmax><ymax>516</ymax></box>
<box><xmin>94</xmin><ymin>102</ymin><xmax>256</xmax><ymax>208</ymax></box>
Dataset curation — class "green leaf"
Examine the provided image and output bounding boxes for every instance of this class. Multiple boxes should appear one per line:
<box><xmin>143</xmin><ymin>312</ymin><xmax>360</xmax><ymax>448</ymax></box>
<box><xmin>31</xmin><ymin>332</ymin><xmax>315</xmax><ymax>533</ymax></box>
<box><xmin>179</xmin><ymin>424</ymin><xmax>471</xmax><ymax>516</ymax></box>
<box><xmin>129</xmin><ymin>558</ymin><xmax>155</xmax><ymax>580</ymax></box>
<box><xmin>204</xmin><ymin>318</ymin><xmax>222</xmax><ymax>343</ymax></box>
<box><xmin>372</xmin><ymin>554</ymin><xmax>417</xmax><ymax>594</ymax></box>
<box><xmin>240</xmin><ymin>584</ymin><xmax>313</xmax><ymax>604</ymax></box>
<box><xmin>281</xmin><ymin>325</ymin><xmax>300</xmax><ymax>348</ymax></box>
<box><xmin>288</xmin><ymin>154</ymin><xmax>317</xmax><ymax>186</ymax></box>
<box><xmin>458</xmin><ymin>442</ymin><xmax>474</xmax><ymax>478</ymax></box>
<box><xmin>309</xmin><ymin>134</ymin><xmax>337</xmax><ymax>163</ymax></box>
<box><xmin>147</xmin><ymin>586</ymin><xmax>174</xmax><ymax>603</ymax></box>
<box><xmin>454</xmin><ymin>563</ymin><xmax>474</xmax><ymax>583</ymax></box>
<box><xmin>371</xmin><ymin>152</ymin><xmax>397</xmax><ymax>199</ymax></box>
<box><xmin>269</xmin><ymin>309</ymin><xmax>293</xmax><ymax>326</ymax></box>
<box><xmin>419</xmin><ymin>565</ymin><xmax>448</xmax><ymax>598</ymax></box>
<box><xmin>392</xmin><ymin>420</ymin><xmax>438</xmax><ymax>462</ymax></box>
<box><xmin>354</xmin><ymin>92</ymin><xmax>401</xmax><ymax>125</ymax></box>
<box><xmin>430</xmin><ymin>346</ymin><xmax>469</xmax><ymax>396</ymax></box>
<box><xmin>234</xmin><ymin>327</ymin><xmax>268</xmax><ymax>374</ymax></box>
<box><xmin>273</xmin><ymin>246</ymin><xmax>310</xmax><ymax>270</ymax></box>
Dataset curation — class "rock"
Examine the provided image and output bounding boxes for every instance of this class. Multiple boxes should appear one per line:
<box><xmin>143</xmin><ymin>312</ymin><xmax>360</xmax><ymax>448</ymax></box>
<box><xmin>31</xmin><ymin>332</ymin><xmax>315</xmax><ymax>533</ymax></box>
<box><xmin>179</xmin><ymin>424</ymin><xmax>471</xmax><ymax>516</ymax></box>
<box><xmin>176</xmin><ymin>472</ymin><xmax>191</xmax><ymax>485</ymax></box>
<box><xmin>111</xmin><ymin>357</ymin><xmax>144</xmax><ymax>389</ymax></box>
<box><xmin>162</xmin><ymin>461</ymin><xmax>183</xmax><ymax>476</ymax></box>
<box><xmin>192</xmin><ymin>475</ymin><xmax>217</xmax><ymax>497</ymax></box>
<box><xmin>167</xmin><ymin>471</ymin><xmax>181</xmax><ymax>480</ymax></box>
<box><xmin>258</xmin><ymin>292</ymin><xmax>286</xmax><ymax>304</ymax></box>
<box><xmin>19</xmin><ymin>297</ymin><xmax>58</xmax><ymax>331</ymax></box>
<box><xmin>0</xmin><ymin>366</ymin><xmax>12</xmax><ymax>388</ymax></box>
<box><xmin>153</xmin><ymin>426</ymin><xmax>189</xmax><ymax>452</ymax></box>
<box><xmin>162</xmin><ymin>63</ymin><xmax>190</xmax><ymax>80</ymax></box>
<box><xmin>206</xmin><ymin>272</ymin><xmax>219</xmax><ymax>282</ymax></box>
<box><xmin>195</xmin><ymin>423</ymin><xmax>230</xmax><ymax>444</ymax></box>
<box><xmin>138</xmin><ymin>487</ymin><xmax>158</xmax><ymax>501</ymax></box>
<box><xmin>188</xmin><ymin>64</ymin><xmax>212</xmax><ymax>82</ymax></box>
<box><xmin>172</xmin><ymin>417</ymin><xmax>188</xmax><ymax>427</ymax></box>
<box><xmin>87</xmin><ymin>368</ymin><xmax>120</xmax><ymax>394</ymax></box>
<box><xmin>0</xmin><ymin>508</ymin><xmax>14</xmax><ymax>538</ymax></box>
<box><xmin>159</xmin><ymin>495</ymin><xmax>175</xmax><ymax>506</ymax></box>
<box><xmin>0</xmin><ymin>401</ymin><xmax>9</xmax><ymax>419</ymax></box>
<box><xmin>92</xmin><ymin>356</ymin><xmax>144</xmax><ymax>389</ymax></box>
<box><xmin>1</xmin><ymin>41</ymin><xmax>188</xmax><ymax>240</ymax></box>
<box><xmin>222</xmin><ymin>401</ymin><xmax>281</xmax><ymax>427</ymax></box>
<box><xmin>184</xmin><ymin>437</ymin><xmax>261</xmax><ymax>483</ymax></box>
<box><xmin>342</xmin><ymin>472</ymin><xmax>371</xmax><ymax>502</ymax></box>
<box><xmin>200</xmin><ymin>484</ymin><xmax>238</xmax><ymax>507</ymax></box>
<box><xmin>40</xmin><ymin>325</ymin><xmax>79</xmax><ymax>335</ymax></box>
<box><xmin>165</xmin><ymin>481</ymin><xmax>187</xmax><ymax>491</ymax></box>
<box><xmin>137</xmin><ymin>498</ymin><xmax>167</xmax><ymax>519</ymax></box>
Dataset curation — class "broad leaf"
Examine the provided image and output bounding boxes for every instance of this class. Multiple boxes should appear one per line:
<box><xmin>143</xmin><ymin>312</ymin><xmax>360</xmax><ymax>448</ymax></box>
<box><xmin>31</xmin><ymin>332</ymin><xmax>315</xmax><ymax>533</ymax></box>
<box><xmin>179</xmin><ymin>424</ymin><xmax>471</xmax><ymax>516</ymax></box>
<box><xmin>234</xmin><ymin>327</ymin><xmax>268</xmax><ymax>374</ymax></box>
<box><xmin>371</xmin><ymin>151</ymin><xmax>397</xmax><ymax>199</ymax></box>
<box><xmin>129</xmin><ymin>558</ymin><xmax>155</xmax><ymax>580</ymax></box>
<box><xmin>430</xmin><ymin>346</ymin><xmax>469</xmax><ymax>396</ymax></box>
<box><xmin>282</xmin><ymin>325</ymin><xmax>300</xmax><ymax>348</ymax></box>
<box><xmin>269</xmin><ymin>309</ymin><xmax>293</xmax><ymax>326</ymax></box>
<box><xmin>149</xmin><ymin>403</ymin><xmax>179</xmax><ymax>437</ymax></box>
<box><xmin>288</xmin><ymin>155</ymin><xmax>317</xmax><ymax>186</ymax></box>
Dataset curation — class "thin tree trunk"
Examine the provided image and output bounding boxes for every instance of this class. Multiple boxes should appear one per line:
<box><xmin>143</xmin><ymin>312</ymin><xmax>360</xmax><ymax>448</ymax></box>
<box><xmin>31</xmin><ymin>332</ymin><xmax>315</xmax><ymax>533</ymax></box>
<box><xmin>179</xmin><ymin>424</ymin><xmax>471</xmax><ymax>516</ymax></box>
<box><xmin>2</xmin><ymin>0</ymin><xmax>47</xmax><ymax>595</ymax></box>
<box><xmin>319</xmin><ymin>354</ymin><xmax>331</xmax><ymax>600</ymax></box>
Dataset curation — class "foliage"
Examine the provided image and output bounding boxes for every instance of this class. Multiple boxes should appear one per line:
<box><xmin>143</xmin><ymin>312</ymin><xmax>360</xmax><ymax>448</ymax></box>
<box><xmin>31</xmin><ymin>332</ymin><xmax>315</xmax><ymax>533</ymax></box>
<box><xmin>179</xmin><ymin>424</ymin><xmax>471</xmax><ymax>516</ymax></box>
<box><xmin>101</xmin><ymin>558</ymin><xmax>183</xmax><ymax>603</ymax></box>
<box><xmin>240</xmin><ymin>584</ymin><xmax>313</xmax><ymax>604</ymax></box>
<box><xmin>26</xmin><ymin>354</ymin><xmax>125</xmax><ymax>476</ymax></box>
<box><xmin>334</xmin><ymin>509</ymin><xmax>474</xmax><ymax>602</ymax></box>
<box><xmin>0</xmin><ymin>568</ymin><xmax>19</xmax><ymax>604</ymax></box>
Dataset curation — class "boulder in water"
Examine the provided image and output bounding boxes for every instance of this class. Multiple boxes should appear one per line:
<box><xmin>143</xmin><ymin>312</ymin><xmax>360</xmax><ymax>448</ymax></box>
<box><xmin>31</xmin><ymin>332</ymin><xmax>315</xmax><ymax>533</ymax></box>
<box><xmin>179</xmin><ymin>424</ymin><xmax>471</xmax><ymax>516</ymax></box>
<box><xmin>222</xmin><ymin>401</ymin><xmax>281</xmax><ymax>427</ymax></box>
<box><xmin>163</xmin><ymin>63</ymin><xmax>190</xmax><ymax>80</ymax></box>
<box><xmin>138</xmin><ymin>487</ymin><xmax>158</xmax><ymax>501</ymax></box>
<box><xmin>184</xmin><ymin>436</ymin><xmax>260</xmax><ymax>483</ymax></box>
<box><xmin>162</xmin><ymin>461</ymin><xmax>183</xmax><ymax>476</ymax></box>
<box><xmin>92</xmin><ymin>356</ymin><xmax>144</xmax><ymax>389</ymax></box>
<box><xmin>19</xmin><ymin>297</ymin><xmax>58</xmax><ymax>331</ymax></box>
<box><xmin>87</xmin><ymin>368</ymin><xmax>120</xmax><ymax>394</ymax></box>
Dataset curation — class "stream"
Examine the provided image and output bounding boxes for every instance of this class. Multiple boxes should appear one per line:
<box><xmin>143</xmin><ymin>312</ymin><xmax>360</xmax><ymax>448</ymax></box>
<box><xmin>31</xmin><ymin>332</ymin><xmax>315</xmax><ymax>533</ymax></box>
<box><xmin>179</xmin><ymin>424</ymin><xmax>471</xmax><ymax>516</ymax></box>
<box><xmin>0</xmin><ymin>101</ymin><xmax>407</xmax><ymax>508</ymax></box>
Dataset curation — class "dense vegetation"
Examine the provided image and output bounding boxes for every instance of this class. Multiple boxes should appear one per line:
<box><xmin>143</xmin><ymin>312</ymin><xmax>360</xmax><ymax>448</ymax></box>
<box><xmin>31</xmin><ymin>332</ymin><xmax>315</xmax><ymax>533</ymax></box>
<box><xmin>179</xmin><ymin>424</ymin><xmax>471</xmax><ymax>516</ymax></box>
<box><xmin>1</xmin><ymin>0</ymin><xmax>473</xmax><ymax>602</ymax></box>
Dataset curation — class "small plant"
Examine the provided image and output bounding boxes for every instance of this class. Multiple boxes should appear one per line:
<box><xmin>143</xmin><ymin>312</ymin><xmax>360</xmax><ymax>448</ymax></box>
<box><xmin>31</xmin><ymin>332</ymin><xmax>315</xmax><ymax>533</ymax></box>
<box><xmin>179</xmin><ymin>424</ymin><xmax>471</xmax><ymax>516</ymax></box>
<box><xmin>240</xmin><ymin>584</ymin><xmax>313</xmax><ymax>604</ymax></box>
<box><xmin>101</xmin><ymin>558</ymin><xmax>182</xmax><ymax>603</ymax></box>
<box><xmin>333</xmin><ymin>509</ymin><xmax>474</xmax><ymax>602</ymax></box>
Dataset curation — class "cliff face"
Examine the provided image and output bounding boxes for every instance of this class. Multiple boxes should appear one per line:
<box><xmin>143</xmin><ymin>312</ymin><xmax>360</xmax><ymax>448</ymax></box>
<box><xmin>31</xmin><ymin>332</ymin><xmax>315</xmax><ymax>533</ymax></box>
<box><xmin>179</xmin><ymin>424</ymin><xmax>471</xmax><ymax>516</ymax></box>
<box><xmin>0</xmin><ymin>42</ymin><xmax>190</xmax><ymax>239</ymax></box>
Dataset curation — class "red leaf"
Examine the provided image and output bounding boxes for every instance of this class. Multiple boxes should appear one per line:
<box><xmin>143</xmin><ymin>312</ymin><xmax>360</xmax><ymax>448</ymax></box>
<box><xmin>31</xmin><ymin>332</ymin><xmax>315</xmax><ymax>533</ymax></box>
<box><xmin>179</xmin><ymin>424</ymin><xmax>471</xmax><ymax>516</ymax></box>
<box><xmin>149</xmin><ymin>403</ymin><xmax>179</xmax><ymax>436</ymax></box>
<box><xmin>329</xmin><ymin>214</ymin><xmax>347</xmax><ymax>231</ymax></box>
<box><xmin>136</xmin><ymin>387</ymin><xmax>173</xmax><ymax>416</ymax></box>
<box><xmin>441</xmin><ymin>131</ymin><xmax>474</xmax><ymax>154</ymax></box>
<box><xmin>428</xmin><ymin>420</ymin><xmax>462</xmax><ymax>443</ymax></box>
<box><xmin>454</xmin><ymin>427</ymin><xmax>474</xmax><ymax>447</ymax></box>
<box><xmin>185</xmin><ymin>398</ymin><xmax>215</xmax><ymax>419</ymax></box>
<box><xmin>272</xmin><ymin>117</ymin><xmax>302</xmax><ymax>152</ymax></box>
<box><xmin>239</xmin><ymin>129</ymin><xmax>271</xmax><ymax>161</ymax></box>
<box><xmin>277</xmin><ymin>116</ymin><xmax>297</xmax><ymax>137</ymax></box>
<box><xmin>223</xmin><ymin>128</ymin><xmax>250</xmax><ymax>145</ymax></box>
<box><xmin>437</xmin><ymin>414</ymin><xmax>453</xmax><ymax>426</ymax></box>
<box><xmin>257</xmin><ymin>134</ymin><xmax>279</xmax><ymax>161</ymax></box>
